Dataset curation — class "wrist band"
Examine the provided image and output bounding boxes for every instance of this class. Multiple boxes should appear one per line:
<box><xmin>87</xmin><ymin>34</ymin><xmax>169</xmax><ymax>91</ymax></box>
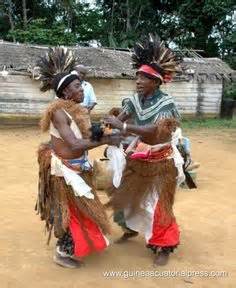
<box><xmin>123</xmin><ymin>122</ymin><xmax>127</xmax><ymax>133</ymax></box>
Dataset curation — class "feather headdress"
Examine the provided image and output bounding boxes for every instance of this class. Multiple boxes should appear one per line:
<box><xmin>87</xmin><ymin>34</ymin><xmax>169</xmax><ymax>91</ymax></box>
<box><xmin>132</xmin><ymin>34</ymin><xmax>182</xmax><ymax>83</ymax></box>
<box><xmin>36</xmin><ymin>47</ymin><xmax>78</xmax><ymax>92</ymax></box>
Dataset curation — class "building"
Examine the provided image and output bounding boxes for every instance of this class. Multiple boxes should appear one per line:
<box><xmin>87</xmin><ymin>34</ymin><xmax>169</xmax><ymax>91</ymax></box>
<box><xmin>0</xmin><ymin>41</ymin><xmax>234</xmax><ymax>123</ymax></box>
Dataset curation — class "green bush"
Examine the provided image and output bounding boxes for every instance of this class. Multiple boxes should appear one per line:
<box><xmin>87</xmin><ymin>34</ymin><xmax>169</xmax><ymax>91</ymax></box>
<box><xmin>8</xmin><ymin>19</ymin><xmax>77</xmax><ymax>46</ymax></box>
<box><xmin>223</xmin><ymin>81</ymin><xmax>236</xmax><ymax>100</ymax></box>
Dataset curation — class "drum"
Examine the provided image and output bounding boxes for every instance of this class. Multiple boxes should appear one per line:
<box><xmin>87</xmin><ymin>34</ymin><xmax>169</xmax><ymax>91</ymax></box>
<box><xmin>92</xmin><ymin>158</ymin><xmax>113</xmax><ymax>190</ymax></box>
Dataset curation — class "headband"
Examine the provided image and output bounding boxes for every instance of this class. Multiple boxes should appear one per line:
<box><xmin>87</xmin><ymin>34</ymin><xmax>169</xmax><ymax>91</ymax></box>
<box><xmin>56</xmin><ymin>74</ymin><xmax>79</xmax><ymax>97</ymax></box>
<box><xmin>137</xmin><ymin>64</ymin><xmax>173</xmax><ymax>83</ymax></box>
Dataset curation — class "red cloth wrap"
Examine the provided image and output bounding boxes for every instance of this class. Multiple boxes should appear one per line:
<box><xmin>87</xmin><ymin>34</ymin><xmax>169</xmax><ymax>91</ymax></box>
<box><xmin>69</xmin><ymin>206</ymin><xmax>108</xmax><ymax>257</ymax></box>
<box><xmin>148</xmin><ymin>202</ymin><xmax>180</xmax><ymax>247</ymax></box>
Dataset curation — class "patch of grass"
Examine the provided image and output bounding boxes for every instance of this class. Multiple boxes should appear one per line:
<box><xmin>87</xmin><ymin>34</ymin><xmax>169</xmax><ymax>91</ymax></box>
<box><xmin>182</xmin><ymin>118</ymin><xmax>236</xmax><ymax>129</ymax></box>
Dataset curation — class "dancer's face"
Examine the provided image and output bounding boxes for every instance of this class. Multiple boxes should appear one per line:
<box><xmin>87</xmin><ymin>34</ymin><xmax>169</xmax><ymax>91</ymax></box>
<box><xmin>63</xmin><ymin>79</ymin><xmax>84</xmax><ymax>103</ymax></box>
<box><xmin>136</xmin><ymin>73</ymin><xmax>160</xmax><ymax>97</ymax></box>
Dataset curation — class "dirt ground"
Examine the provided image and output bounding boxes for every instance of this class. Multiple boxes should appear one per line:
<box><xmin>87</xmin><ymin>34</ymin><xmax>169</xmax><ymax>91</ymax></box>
<box><xmin>0</xmin><ymin>126</ymin><xmax>235</xmax><ymax>288</ymax></box>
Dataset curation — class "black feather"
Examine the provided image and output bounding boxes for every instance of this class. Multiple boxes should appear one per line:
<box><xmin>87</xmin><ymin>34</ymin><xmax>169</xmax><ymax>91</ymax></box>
<box><xmin>36</xmin><ymin>47</ymin><xmax>78</xmax><ymax>92</ymax></box>
<box><xmin>132</xmin><ymin>33</ymin><xmax>182</xmax><ymax>79</ymax></box>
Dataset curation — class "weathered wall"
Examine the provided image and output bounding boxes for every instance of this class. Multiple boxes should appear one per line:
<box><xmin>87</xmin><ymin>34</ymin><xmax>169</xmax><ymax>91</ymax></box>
<box><xmin>195</xmin><ymin>82</ymin><xmax>223</xmax><ymax>116</ymax></box>
<box><xmin>90</xmin><ymin>78</ymin><xmax>222</xmax><ymax>117</ymax></box>
<box><xmin>89</xmin><ymin>78</ymin><xmax>135</xmax><ymax>116</ymax></box>
<box><xmin>162</xmin><ymin>80</ymin><xmax>223</xmax><ymax>117</ymax></box>
<box><xmin>0</xmin><ymin>75</ymin><xmax>222</xmax><ymax>119</ymax></box>
<box><xmin>0</xmin><ymin>75</ymin><xmax>53</xmax><ymax>115</ymax></box>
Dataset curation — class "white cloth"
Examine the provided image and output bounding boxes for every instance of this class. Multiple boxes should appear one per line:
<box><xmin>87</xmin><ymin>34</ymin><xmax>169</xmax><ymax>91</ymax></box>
<box><xmin>171</xmin><ymin>129</ymin><xmax>185</xmax><ymax>186</ymax></box>
<box><xmin>50</xmin><ymin>109</ymin><xmax>82</xmax><ymax>140</ymax></box>
<box><xmin>51</xmin><ymin>153</ymin><xmax>94</xmax><ymax>199</ymax></box>
<box><xmin>81</xmin><ymin>81</ymin><xmax>97</xmax><ymax>108</ymax></box>
<box><xmin>171</xmin><ymin>127</ymin><xmax>182</xmax><ymax>146</ymax></box>
<box><xmin>171</xmin><ymin>144</ymin><xmax>185</xmax><ymax>186</ymax></box>
<box><xmin>107</xmin><ymin>139</ymin><xmax>184</xmax><ymax>188</ymax></box>
<box><xmin>124</xmin><ymin>188</ymin><xmax>159</xmax><ymax>242</ymax></box>
<box><xmin>106</xmin><ymin>145</ymin><xmax>126</xmax><ymax>188</ymax></box>
<box><xmin>109</xmin><ymin>139</ymin><xmax>184</xmax><ymax>241</ymax></box>
<box><xmin>123</xmin><ymin>144</ymin><xmax>184</xmax><ymax>241</ymax></box>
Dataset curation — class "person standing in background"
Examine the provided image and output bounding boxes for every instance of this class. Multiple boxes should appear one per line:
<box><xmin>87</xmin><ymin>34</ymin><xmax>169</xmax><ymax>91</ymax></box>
<box><xmin>74</xmin><ymin>65</ymin><xmax>97</xmax><ymax>112</ymax></box>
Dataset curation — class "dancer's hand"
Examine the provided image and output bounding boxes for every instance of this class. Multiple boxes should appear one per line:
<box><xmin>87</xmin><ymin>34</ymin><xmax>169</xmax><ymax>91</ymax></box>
<box><xmin>103</xmin><ymin>116</ymin><xmax>123</xmax><ymax>130</ymax></box>
<box><xmin>104</xmin><ymin>134</ymin><xmax>123</xmax><ymax>147</ymax></box>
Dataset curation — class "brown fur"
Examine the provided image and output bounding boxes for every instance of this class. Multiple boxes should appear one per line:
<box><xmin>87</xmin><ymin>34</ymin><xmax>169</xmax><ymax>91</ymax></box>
<box><xmin>139</xmin><ymin>118</ymin><xmax>178</xmax><ymax>145</ymax></box>
<box><xmin>40</xmin><ymin>99</ymin><xmax>91</xmax><ymax>138</ymax></box>
<box><xmin>36</xmin><ymin>143</ymin><xmax>111</xmax><ymax>244</ymax></box>
<box><xmin>106</xmin><ymin>158</ymin><xmax>177</xmax><ymax>224</ymax></box>
<box><xmin>106</xmin><ymin>118</ymin><xmax>179</xmax><ymax>224</ymax></box>
<box><xmin>108</xmin><ymin>107</ymin><xmax>122</xmax><ymax>117</ymax></box>
<box><xmin>155</xmin><ymin>118</ymin><xmax>179</xmax><ymax>143</ymax></box>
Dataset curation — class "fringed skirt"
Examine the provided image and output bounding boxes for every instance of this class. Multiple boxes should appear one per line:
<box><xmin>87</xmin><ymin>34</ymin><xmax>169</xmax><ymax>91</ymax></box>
<box><xmin>36</xmin><ymin>143</ymin><xmax>110</xmax><ymax>257</ymax></box>
<box><xmin>107</xmin><ymin>158</ymin><xmax>180</xmax><ymax>247</ymax></box>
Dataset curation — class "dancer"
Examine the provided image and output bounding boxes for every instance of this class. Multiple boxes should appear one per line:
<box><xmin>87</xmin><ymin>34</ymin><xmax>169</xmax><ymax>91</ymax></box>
<box><xmin>35</xmin><ymin>47</ymin><xmax>121</xmax><ymax>268</ymax></box>
<box><xmin>74</xmin><ymin>64</ymin><xmax>97</xmax><ymax>112</ymax></box>
<box><xmin>104</xmin><ymin>35</ymin><xmax>184</xmax><ymax>266</ymax></box>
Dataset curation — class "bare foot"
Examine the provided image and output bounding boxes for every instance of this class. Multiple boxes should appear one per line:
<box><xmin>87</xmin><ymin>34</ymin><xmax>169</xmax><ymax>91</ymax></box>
<box><xmin>154</xmin><ymin>251</ymin><xmax>170</xmax><ymax>266</ymax></box>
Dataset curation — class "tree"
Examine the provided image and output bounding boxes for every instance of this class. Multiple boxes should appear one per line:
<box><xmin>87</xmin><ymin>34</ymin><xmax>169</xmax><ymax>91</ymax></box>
<box><xmin>8</xmin><ymin>18</ymin><xmax>77</xmax><ymax>45</ymax></box>
<box><xmin>22</xmin><ymin>0</ymin><xmax>27</xmax><ymax>29</ymax></box>
<box><xmin>96</xmin><ymin>0</ymin><xmax>159</xmax><ymax>47</ymax></box>
<box><xmin>1</xmin><ymin>0</ymin><xmax>16</xmax><ymax>41</ymax></box>
<box><xmin>0</xmin><ymin>1</ymin><xmax>103</xmax><ymax>45</ymax></box>
<box><xmin>174</xmin><ymin>0</ymin><xmax>235</xmax><ymax>57</ymax></box>
<box><xmin>97</xmin><ymin>0</ymin><xmax>235</xmax><ymax>64</ymax></box>
<box><xmin>0</xmin><ymin>0</ymin><xmax>234</xmax><ymax>66</ymax></box>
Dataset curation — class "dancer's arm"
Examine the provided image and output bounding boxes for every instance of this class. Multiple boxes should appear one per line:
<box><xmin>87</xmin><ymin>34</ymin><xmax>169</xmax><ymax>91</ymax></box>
<box><xmin>52</xmin><ymin>110</ymin><xmax>122</xmax><ymax>157</ymax></box>
<box><xmin>104</xmin><ymin>115</ymin><xmax>177</xmax><ymax>145</ymax></box>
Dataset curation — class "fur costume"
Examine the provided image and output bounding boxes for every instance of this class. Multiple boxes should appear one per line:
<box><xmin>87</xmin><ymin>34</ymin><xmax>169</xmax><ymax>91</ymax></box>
<box><xmin>36</xmin><ymin>100</ymin><xmax>111</xmax><ymax>246</ymax></box>
<box><xmin>35</xmin><ymin>46</ymin><xmax>111</xmax><ymax>259</ymax></box>
<box><xmin>106</xmin><ymin>35</ymin><xmax>183</xmax><ymax>250</ymax></box>
<box><xmin>40</xmin><ymin>99</ymin><xmax>91</xmax><ymax>139</ymax></box>
<box><xmin>107</xmin><ymin>118</ymin><xmax>178</xmax><ymax>225</ymax></box>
